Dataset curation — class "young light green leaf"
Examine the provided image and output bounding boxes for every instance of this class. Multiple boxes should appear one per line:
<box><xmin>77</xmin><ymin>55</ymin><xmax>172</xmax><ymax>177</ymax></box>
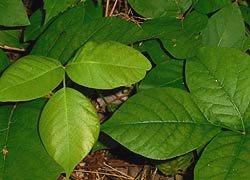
<box><xmin>201</xmin><ymin>3</ymin><xmax>246</xmax><ymax>49</ymax></box>
<box><xmin>139</xmin><ymin>60</ymin><xmax>185</xmax><ymax>90</ymax></box>
<box><xmin>186</xmin><ymin>47</ymin><xmax>250</xmax><ymax>132</ymax></box>
<box><xmin>128</xmin><ymin>0</ymin><xmax>192</xmax><ymax>18</ymax></box>
<box><xmin>195</xmin><ymin>131</ymin><xmax>250</xmax><ymax>180</ymax></box>
<box><xmin>0</xmin><ymin>55</ymin><xmax>64</xmax><ymax>102</ymax></box>
<box><xmin>31</xmin><ymin>4</ymin><xmax>151</xmax><ymax>64</ymax></box>
<box><xmin>66</xmin><ymin>41</ymin><xmax>151</xmax><ymax>89</ymax></box>
<box><xmin>102</xmin><ymin>88</ymin><xmax>220</xmax><ymax>160</ymax></box>
<box><xmin>0</xmin><ymin>0</ymin><xmax>30</xmax><ymax>26</ymax></box>
<box><xmin>0</xmin><ymin>100</ymin><xmax>62</xmax><ymax>180</ymax></box>
<box><xmin>0</xmin><ymin>49</ymin><xmax>10</xmax><ymax>73</ymax></box>
<box><xmin>194</xmin><ymin>0</ymin><xmax>231</xmax><ymax>14</ymax></box>
<box><xmin>44</xmin><ymin>0</ymin><xmax>80</xmax><ymax>24</ymax></box>
<box><xmin>39</xmin><ymin>87</ymin><xmax>100</xmax><ymax>177</ymax></box>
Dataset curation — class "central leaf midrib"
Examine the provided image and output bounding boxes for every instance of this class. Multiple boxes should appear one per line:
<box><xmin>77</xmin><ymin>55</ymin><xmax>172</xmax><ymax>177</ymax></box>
<box><xmin>0</xmin><ymin>66</ymin><xmax>62</xmax><ymax>93</ymax></box>
<box><xmin>69</xmin><ymin>61</ymin><xmax>147</xmax><ymax>70</ymax></box>
<box><xmin>199</xmin><ymin>59</ymin><xmax>244</xmax><ymax>130</ymax></box>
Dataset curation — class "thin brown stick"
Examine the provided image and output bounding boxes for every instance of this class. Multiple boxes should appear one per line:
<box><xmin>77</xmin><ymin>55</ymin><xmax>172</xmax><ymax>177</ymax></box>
<box><xmin>0</xmin><ymin>45</ymin><xmax>25</xmax><ymax>52</ymax></box>
<box><xmin>109</xmin><ymin>0</ymin><xmax>118</xmax><ymax>16</ymax></box>
<box><xmin>75</xmin><ymin>169</ymin><xmax>134</xmax><ymax>179</ymax></box>
<box><xmin>105</xmin><ymin>0</ymin><xmax>110</xmax><ymax>17</ymax></box>
<box><xmin>103</xmin><ymin>162</ymin><xmax>134</xmax><ymax>179</ymax></box>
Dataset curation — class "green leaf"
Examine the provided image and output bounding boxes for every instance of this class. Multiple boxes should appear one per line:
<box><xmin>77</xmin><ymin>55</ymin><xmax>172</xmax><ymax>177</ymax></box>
<box><xmin>0</xmin><ymin>100</ymin><xmax>62</xmax><ymax>179</ymax></box>
<box><xmin>0</xmin><ymin>0</ymin><xmax>30</xmax><ymax>26</ymax></box>
<box><xmin>66</xmin><ymin>41</ymin><xmax>151</xmax><ymax>89</ymax></box>
<box><xmin>195</xmin><ymin>131</ymin><xmax>250</xmax><ymax>180</ymax></box>
<box><xmin>0</xmin><ymin>30</ymin><xmax>26</xmax><ymax>49</ymax></box>
<box><xmin>136</xmin><ymin>40</ymin><xmax>172</xmax><ymax>65</ymax></box>
<box><xmin>0</xmin><ymin>55</ymin><xmax>64</xmax><ymax>102</ymax></box>
<box><xmin>139</xmin><ymin>60</ymin><xmax>185</xmax><ymax>90</ymax></box>
<box><xmin>128</xmin><ymin>0</ymin><xmax>192</xmax><ymax>18</ymax></box>
<box><xmin>44</xmin><ymin>0</ymin><xmax>80</xmax><ymax>24</ymax></box>
<box><xmin>39</xmin><ymin>87</ymin><xmax>100</xmax><ymax>177</ymax></box>
<box><xmin>24</xmin><ymin>10</ymin><xmax>46</xmax><ymax>42</ymax></box>
<box><xmin>240</xmin><ymin>5</ymin><xmax>250</xmax><ymax>26</ymax></box>
<box><xmin>186</xmin><ymin>47</ymin><xmax>250</xmax><ymax>132</ymax></box>
<box><xmin>0</xmin><ymin>49</ymin><xmax>10</xmax><ymax>73</ymax></box>
<box><xmin>143</xmin><ymin>11</ymin><xmax>208</xmax><ymax>59</ymax></box>
<box><xmin>201</xmin><ymin>3</ymin><xmax>246</xmax><ymax>49</ymax></box>
<box><xmin>31</xmin><ymin>4</ymin><xmax>151</xmax><ymax>64</ymax></box>
<box><xmin>194</xmin><ymin>0</ymin><xmax>231</xmax><ymax>14</ymax></box>
<box><xmin>154</xmin><ymin>151</ymin><xmax>194</xmax><ymax>176</ymax></box>
<box><xmin>102</xmin><ymin>88</ymin><xmax>220</xmax><ymax>159</ymax></box>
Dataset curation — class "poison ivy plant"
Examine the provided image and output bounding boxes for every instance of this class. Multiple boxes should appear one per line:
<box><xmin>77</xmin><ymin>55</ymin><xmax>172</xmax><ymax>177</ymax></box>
<box><xmin>1</xmin><ymin>0</ymin><xmax>250</xmax><ymax>179</ymax></box>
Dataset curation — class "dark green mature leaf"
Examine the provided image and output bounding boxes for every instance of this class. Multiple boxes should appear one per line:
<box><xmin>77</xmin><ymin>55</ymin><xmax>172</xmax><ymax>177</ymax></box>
<box><xmin>195</xmin><ymin>131</ymin><xmax>250</xmax><ymax>180</ymax></box>
<box><xmin>136</xmin><ymin>40</ymin><xmax>172</xmax><ymax>65</ymax></box>
<box><xmin>143</xmin><ymin>11</ymin><xmax>207</xmax><ymax>59</ymax></box>
<box><xmin>24</xmin><ymin>10</ymin><xmax>46</xmax><ymax>42</ymax></box>
<box><xmin>0</xmin><ymin>0</ymin><xmax>29</xmax><ymax>26</ymax></box>
<box><xmin>102</xmin><ymin>88</ymin><xmax>220</xmax><ymax>159</ymax></box>
<box><xmin>0</xmin><ymin>30</ymin><xmax>26</xmax><ymax>49</ymax></box>
<box><xmin>0</xmin><ymin>100</ymin><xmax>62</xmax><ymax>179</ymax></box>
<box><xmin>194</xmin><ymin>0</ymin><xmax>231</xmax><ymax>14</ymax></box>
<box><xmin>44</xmin><ymin>0</ymin><xmax>80</xmax><ymax>24</ymax></box>
<box><xmin>201</xmin><ymin>3</ymin><xmax>246</xmax><ymax>49</ymax></box>
<box><xmin>240</xmin><ymin>5</ymin><xmax>250</xmax><ymax>26</ymax></box>
<box><xmin>186</xmin><ymin>47</ymin><xmax>250</xmax><ymax>132</ymax></box>
<box><xmin>39</xmin><ymin>87</ymin><xmax>100</xmax><ymax>177</ymax></box>
<box><xmin>31</xmin><ymin>4</ymin><xmax>151</xmax><ymax>64</ymax></box>
<box><xmin>66</xmin><ymin>41</ymin><xmax>151</xmax><ymax>89</ymax></box>
<box><xmin>128</xmin><ymin>0</ymin><xmax>192</xmax><ymax>18</ymax></box>
<box><xmin>0</xmin><ymin>55</ymin><xmax>64</xmax><ymax>102</ymax></box>
<box><xmin>0</xmin><ymin>49</ymin><xmax>10</xmax><ymax>73</ymax></box>
<box><xmin>139</xmin><ymin>60</ymin><xmax>185</xmax><ymax>90</ymax></box>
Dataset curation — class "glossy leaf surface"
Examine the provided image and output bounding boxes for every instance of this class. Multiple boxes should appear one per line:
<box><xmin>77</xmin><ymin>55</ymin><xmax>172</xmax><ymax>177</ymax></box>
<box><xmin>128</xmin><ymin>0</ymin><xmax>192</xmax><ymax>18</ymax></box>
<box><xmin>39</xmin><ymin>87</ymin><xmax>100</xmax><ymax>177</ymax></box>
<box><xmin>102</xmin><ymin>88</ymin><xmax>220</xmax><ymax>159</ymax></box>
<box><xmin>44</xmin><ymin>0</ymin><xmax>80</xmax><ymax>24</ymax></box>
<box><xmin>0</xmin><ymin>100</ymin><xmax>62</xmax><ymax>179</ymax></box>
<box><xmin>195</xmin><ymin>131</ymin><xmax>250</xmax><ymax>180</ymax></box>
<box><xmin>201</xmin><ymin>3</ymin><xmax>246</xmax><ymax>49</ymax></box>
<box><xmin>0</xmin><ymin>0</ymin><xmax>29</xmax><ymax>26</ymax></box>
<box><xmin>186</xmin><ymin>47</ymin><xmax>250</xmax><ymax>132</ymax></box>
<box><xmin>0</xmin><ymin>55</ymin><xmax>64</xmax><ymax>102</ymax></box>
<box><xmin>66</xmin><ymin>41</ymin><xmax>151</xmax><ymax>89</ymax></box>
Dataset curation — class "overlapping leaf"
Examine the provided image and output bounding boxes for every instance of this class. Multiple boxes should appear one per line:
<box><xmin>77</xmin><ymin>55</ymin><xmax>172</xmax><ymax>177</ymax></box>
<box><xmin>0</xmin><ymin>100</ymin><xmax>62</xmax><ymax>179</ymax></box>
<box><xmin>186</xmin><ymin>47</ymin><xmax>250</xmax><ymax>132</ymax></box>
<box><xmin>102</xmin><ymin>88</ymin><xmax>220</xmax><ymax>159</ymax></box>
<box><xmin>0</xmin><ymin>55</ymin><xmax>64</xmax><ymax>102</ymax></box>
<box><xmin>0</xmin><ymin>30</ymin><xmax>26</xmax><ymax>49</ymax></box>
<box><xmin>128</xmin><ymin>0</ymin><xmax>192</xmax><ymax>18</ymax></box>
<box><xmin>39</xmin><ymin>87</ymin><xmax>100</xmax><ymax>177</ymax></box>
<box><xmin>143</xmin><ymin>11</ymin><xmax>208</xmax><ymax>59</ymax></box>
<box><xmin>43</xmin><ymin>0</ymin><xmax>80</xmax><ymax>24</ymax></box>
<box><xmin>195</xmin><ymin>131</ymin><xmax>250</xmax><ymax>179</ymax></box>
<box><xmin>201</xmin><ymin>3</ymin><xmax>246</xmax><ymax>50</ymax></box>
<box><xmin>31</xmin><ymin>4</ymin><xmax>151</xmax><ymax>64</ymax></box>
<box><xmin>0</xmin><ymin>0</ymin><xmax>29</xmax><ymax>26</ymax></box>
<box><xmin>66</xmin><ymin>41</ymin><xmax>151</xmax><ymax>89</ymax></box>
<box><xmin>139</xmin><ymin>60</ymin><xmax>185</xmax><ymax>90</ymax></box>
<box><xmin>0</xmin><ymin>49</ymin><xmax>10</xmax><ymax>73</ymax></box>
<box><xmin>194</xmin><ymin>0</ymin><xmax>231</xmax><ymax>14</ymax></box>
